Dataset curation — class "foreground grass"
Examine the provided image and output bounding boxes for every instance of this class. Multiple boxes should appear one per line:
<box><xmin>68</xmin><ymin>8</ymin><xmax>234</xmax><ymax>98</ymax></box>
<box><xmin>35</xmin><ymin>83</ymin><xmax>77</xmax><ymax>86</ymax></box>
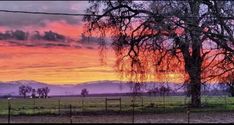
<box><xmin>0</xmin><ymin>96</ymin><xmax>234</xmax><ymax>116</ymax></box>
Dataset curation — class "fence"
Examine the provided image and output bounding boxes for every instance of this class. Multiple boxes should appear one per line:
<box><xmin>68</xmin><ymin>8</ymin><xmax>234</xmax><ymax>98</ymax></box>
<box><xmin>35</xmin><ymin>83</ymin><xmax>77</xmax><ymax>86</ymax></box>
<box><xmin>105</xmin><ymin>98</ymin><xmax>122</xmax><ymax>112</ymax></box>
<box><xmin>1</xmin><ymin>95</ymin><xmax>234</xmax><ymax>123</ymax></box>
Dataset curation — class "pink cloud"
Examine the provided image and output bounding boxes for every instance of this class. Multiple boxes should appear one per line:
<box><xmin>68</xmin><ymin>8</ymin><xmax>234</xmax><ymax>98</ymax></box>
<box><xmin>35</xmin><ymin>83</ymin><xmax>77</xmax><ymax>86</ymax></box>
<box><xmin>23</xmin><ymin>20</ymin><xmax>83</xmax><ymax>38</ymax></box>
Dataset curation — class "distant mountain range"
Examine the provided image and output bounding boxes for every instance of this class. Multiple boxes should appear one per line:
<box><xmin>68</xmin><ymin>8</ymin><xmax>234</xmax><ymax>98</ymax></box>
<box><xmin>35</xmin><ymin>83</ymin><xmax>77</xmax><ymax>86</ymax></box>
<box><xmin>0</xmin><ymin>80</ymin><xmax>187</xmax><ymax>96</ymax></box>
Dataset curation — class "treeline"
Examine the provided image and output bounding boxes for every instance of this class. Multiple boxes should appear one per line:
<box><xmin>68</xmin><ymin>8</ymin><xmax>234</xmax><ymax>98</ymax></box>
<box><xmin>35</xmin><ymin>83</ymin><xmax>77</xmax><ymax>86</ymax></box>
<box><xmin>147</xmin><ymin>86</ymin><xmax>171</xmax><ymax>96</ymax></box>
<box><xmin>79</xmin><ymin>33</ymin><xmax>102</xmax><ymax>45</ymax></box>
<box><xmin>0</xmin><ymin>30</ymin><xmax>65</xmax><ymax>41</ymax></box>
<box><xmin>19</xmin><ymin>85</ymin><xmax>50</xmax><ymax>98</ymax></box>
<box><xmin>0</xmin><ymin>30</ymin><xmax>104</xmax><ymax>45</ymax></box>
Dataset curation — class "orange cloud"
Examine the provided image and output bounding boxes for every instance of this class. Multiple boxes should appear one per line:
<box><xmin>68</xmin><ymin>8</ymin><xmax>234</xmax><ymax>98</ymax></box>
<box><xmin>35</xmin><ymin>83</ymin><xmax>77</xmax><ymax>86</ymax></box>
<box><xmin>0</xmin><ymin>43</ymin><xmax>118</xmax><ymax>84</ymax></box>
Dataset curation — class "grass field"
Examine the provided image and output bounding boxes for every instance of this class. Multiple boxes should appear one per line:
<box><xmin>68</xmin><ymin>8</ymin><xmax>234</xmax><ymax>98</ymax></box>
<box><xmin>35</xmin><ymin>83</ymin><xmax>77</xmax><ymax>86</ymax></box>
<box><xmin>0</xmin><ymin>95</ymin><xmax>234</xmax><ymax>116</ymax></box>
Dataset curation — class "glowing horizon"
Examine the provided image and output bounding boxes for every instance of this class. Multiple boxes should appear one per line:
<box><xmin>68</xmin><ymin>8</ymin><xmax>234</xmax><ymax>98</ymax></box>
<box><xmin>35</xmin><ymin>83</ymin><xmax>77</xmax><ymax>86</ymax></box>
<box><xmin>0</xmin><ymin>40</ymin><xmax>185</xmax><ymax>85</ymax></box>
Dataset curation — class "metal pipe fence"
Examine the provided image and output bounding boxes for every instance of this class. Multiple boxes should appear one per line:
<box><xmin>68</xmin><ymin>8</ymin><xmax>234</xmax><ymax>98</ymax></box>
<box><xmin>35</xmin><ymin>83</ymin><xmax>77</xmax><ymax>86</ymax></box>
<box><xmin>2</xmin><ymin>95</ymin><xmax>234</xmax><ymax>123</ymax></box>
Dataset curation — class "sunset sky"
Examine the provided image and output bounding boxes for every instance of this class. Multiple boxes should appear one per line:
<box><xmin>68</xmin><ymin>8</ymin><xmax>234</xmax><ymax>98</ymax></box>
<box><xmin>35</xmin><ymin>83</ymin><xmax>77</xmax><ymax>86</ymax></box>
<box><xmin>0</xmin><ymin>1</ymin><xmax>185</xmax><ymax>84</ymax></box>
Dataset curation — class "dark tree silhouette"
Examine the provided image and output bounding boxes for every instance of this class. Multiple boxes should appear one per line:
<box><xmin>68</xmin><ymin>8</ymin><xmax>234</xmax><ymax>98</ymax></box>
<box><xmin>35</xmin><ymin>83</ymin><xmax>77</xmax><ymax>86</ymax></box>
<box><xmin>81</xmin><ymin>88</ymin><xmax>89</xmax><ymax>111</ymax></box>
<box><xmin>19</xmin><ymin>85</ymin><xmax>32</xmax><ymax>98</ymax></box>
<box><xmin>37</xmin><ymin>88</ymin><xmax>44</xmax><ymax>98</ymax></box>
<box><xmin>37</xmin><ymin>87</ymin><xmax>50</xmax><ymax>98</ymax></box>
<box><xmin>147</xmin><ymin>87</ymin><xmax>159</xmax><ymax>96</ymax></box>
<box><xmin>43</xmin><ymin>87</ymin><xmax>50</xmax><ymax>98</ymax></box>
<box><xmin>81</xmin><ymin>88</ymin><xmax>89</xmax><ymax>97</ymax></box>
<box><xmin>12</xmin><ymin>30</ymin><xmax>28</xmax><ymax>40</ymax></box>
<box><xmin>43</xmin><ymin>31</ymin><xmax>65</xmax><ymax>41</ymax></box>
<box><xmin>83</xmin><ymin>1</ymin><xmax>234</xmax><ymax>107</ymax></box>
<box><xmin>31</xmin><ymin>89</ymin><xmax>36</xmax><ymax>98</ymax></box>
<box><xmin>159</xmin><ymin>86</ymin><xmax>171</xmax><ymax>96</ymax></box>
<box><xmin>0</xmin><ymin>30</ymin><xmax>28</xmax><ymax>40</ymax></box>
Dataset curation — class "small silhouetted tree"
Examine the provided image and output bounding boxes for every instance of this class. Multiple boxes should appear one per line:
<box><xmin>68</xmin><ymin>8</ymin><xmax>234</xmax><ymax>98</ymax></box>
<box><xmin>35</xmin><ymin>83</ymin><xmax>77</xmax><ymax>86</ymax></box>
<box><xmin>147</xmin><ymin>87</ymin><xmax>159</xmax><ymax>96</ymax></box>
<box><xmin>81</xmin><ymin>88</ymin><xmax>89</xmax><ymax>97</ymax></box>
<box><xmin>31</xmin><ymin>89</ymin><xmax>36</xmax><ymax>98</ymax></box>
<box><xmin>37</xmin><ymin>88</ymin><xmax>43</xmax><ymax>98</ymax></box>
<box><xmin>37</xmin><ymin>88</ymin><xmax>46</xmax><ymax>98</ymax></box>
<box><xmin>37</xmin><ymin>87</ymin><xmax>50</xmax><ymax>98</ymax></box>
<box><xmin>19</xmin><ymin>85</ymin><xmax>32</xmax><ymax>98</ymax></box>
<box><xmin>81</xmin><ymin>88</ymin><xmax>89</xmax><ymax>111</ymax></box>
<box><xmin>159</xmin><ymin>86</ymin><xmax>171</xmax><ymax>96</ymax></box>
<box><xmin>43</xmin><ymin>87</ymin><xmax>50</xmax><ymax>98</ymax></box>
<box><xmin>147</xmin><ymin>90</ymin><xmax>154</xmax><ymax>96</ymax></box>
<box><xmin>12</xmin><ymin>30</ymin><xmax>28</xmax><ymax>40</ymax></box>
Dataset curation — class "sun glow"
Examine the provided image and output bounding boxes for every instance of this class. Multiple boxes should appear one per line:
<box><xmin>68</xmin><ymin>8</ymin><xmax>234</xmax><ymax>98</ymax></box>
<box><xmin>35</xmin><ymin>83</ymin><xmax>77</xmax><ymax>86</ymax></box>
<box><xmin>0</xmin><ymin>41</ymin><xmax>185</xmax><ymax>84</ymax></box>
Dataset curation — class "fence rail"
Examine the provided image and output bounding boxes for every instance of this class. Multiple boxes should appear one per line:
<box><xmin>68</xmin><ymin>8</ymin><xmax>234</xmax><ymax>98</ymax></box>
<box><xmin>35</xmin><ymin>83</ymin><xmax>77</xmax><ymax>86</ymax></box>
<box><xmin>1</xmin><ymin>95</ymin><xmax>234</xmax><ymax>123</ymax></box>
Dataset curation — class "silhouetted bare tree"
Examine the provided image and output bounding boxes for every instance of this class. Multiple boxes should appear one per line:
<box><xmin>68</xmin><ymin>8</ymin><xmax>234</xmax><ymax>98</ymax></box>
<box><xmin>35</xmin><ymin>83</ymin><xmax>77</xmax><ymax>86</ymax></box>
<box><xmin>12</xmin><ymin>30</ymin><xmax>28</xmax><ymax>40</ymax></box>
<box><xmin>81</xmin><ymin>88</ymin><xmax>89</xmax><ymax>97</ymax></box>
<box><xmin>147</xmin><ymin>87</ymin><xmax>159</xmax><ymax>96</ymax></box>
<box><xmin>31</xmin><ymin>89</ymin><xmax>36</xmax><ymax>98</ymax></box>
<box><xmin>43</xmin><ymin>87</ymin><xmax>50</xmax><ymax>98</ymax></box>
<box><xmin>37</xmin><ymin>87</ymin><xmax>50</xmax><ymax>98</ymax></box>
<box><xmin>80</xmin><ymin>88</ymin><xmax>89</xmax><ymax>111</ymax></box>
<box><xmin>19</xmin><ymin>85</ymin><xmax>32</xmax><ymax>98</ymax></box>
<box><xmin>37</xmin><ymin>88</ymin><xmax>43</xmax><ymax>98</ymax></box>
<box><xmin>159</xmin><ymin>86</ymin><xmax>171</xmax><ymax>96</ymax></box>
<box><xmin>83</xmin><ymin>0</ymin><xmax>234</xmax><ymax>107</ymax></box>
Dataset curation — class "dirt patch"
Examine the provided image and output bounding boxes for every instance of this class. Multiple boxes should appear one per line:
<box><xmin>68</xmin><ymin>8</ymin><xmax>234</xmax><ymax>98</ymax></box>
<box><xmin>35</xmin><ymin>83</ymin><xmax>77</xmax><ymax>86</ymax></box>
<box><xmin>0</xmin><ymin>112</ymin><xmax>234</xmax><ymax>123</ymax></box>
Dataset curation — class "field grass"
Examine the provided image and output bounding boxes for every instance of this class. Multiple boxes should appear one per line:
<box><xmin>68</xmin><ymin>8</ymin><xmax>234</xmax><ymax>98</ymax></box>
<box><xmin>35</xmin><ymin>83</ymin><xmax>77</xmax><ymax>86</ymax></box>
<box><xmin>0</xmin><ymin>95</ymin><xmax>234</xmax><ymax>116</ymax></box>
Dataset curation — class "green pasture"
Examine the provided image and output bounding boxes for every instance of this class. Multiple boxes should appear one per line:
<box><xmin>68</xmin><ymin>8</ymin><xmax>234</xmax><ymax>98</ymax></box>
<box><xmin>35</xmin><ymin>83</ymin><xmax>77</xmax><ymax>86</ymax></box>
<box><xmin>0</xmin><ymin>95</ymin><xmax>234</xmax><ymax>115</ymax></box>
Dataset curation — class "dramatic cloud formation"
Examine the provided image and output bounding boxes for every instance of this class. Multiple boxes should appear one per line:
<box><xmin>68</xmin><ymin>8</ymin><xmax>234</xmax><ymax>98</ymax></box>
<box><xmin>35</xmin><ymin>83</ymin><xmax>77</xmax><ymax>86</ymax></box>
<box><xmin>0</xmin><ymin>1</ymin><xmax>102</xmax><ymax>43</ymax></box>
<box><xmin>0</xmin><ymin>1</ymin><xmax>89</xmax><ymax>28</ymax></box>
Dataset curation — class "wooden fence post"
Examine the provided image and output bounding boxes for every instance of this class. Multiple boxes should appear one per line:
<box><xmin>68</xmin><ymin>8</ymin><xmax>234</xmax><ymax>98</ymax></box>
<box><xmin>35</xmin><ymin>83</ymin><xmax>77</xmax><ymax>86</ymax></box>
<box><xmin>33</xmin><ymin>98</ymin><xmax>35</xmax><ymax>114</ymax></box>
<box><xmin>105</xmin><ymin>98</ymin><xmax>107</xmax><ymax>112</ymax></box>
<box><xmin>141</xmin><ymin>96</ymin><xmax>144</xmax><ymax>111</ymax></box>
<box><xmin>58</xmin><ymin>98</ymin><xmax>61</xmax><ymax>115</ymax></box>
<box><xmin>187</xmin><ymin>104</ymin><xmax>190</xmax><ymax>124</ymax></box>
<box><xmin>120</xmin><ymin>98</ymin><xmax>122</xmax><ymax>112</ymax></box>
<box><xmin>132</xmin><ymin>97</ymin><xmax>135</xmax><ymax>124</ymax></box>
<box><xmin>163</xmin><ymin>93</ymin><xmax>165</xmax><ymax>112</ymax></box>
<box><xmin>82</xmin><ymin>97</ymin><xmax>85</xmax><ymax>112</ymax></box>
<box><xmin>225</xmin><ymin>95</ymin><xmax>227</xmax><ymax>110</ymax></box>
<box><xmin>70</xmin><ymin>104</ymin><xmax>72</xmax><ymax>124</ymax></box>
<box><xmin>8</xmin><ymin>99</ymin><xmax>11</xmax><ymax>124</ymax></box>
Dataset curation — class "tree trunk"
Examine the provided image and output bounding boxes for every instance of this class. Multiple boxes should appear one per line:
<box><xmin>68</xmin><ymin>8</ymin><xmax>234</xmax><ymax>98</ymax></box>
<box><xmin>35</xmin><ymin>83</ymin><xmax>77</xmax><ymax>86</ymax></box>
<box><xmin>187</xmin><ymin>1</ymin><xmax>202</xmax><ymax>108</ymax></box>
<box><xmin>189</xmin><ymin>71</ymin><xmax>201</xmax><ymax>107</ymax></box>
<box><xmin>182</xmin><ymin>41</ymin><xmax>202</xmax><ymax>108</ymax></box>
<box><xmin>188</xmin><ymin>36</ymin><xmax>202</xmax><ymax>108</ymax></box>
<box><xmin>182</xmin><ymin>36</ymin><xmax>202</xmax><ymax>108</ymax></box>
<box><xmin>230</xmin><ymin>86</ymin><xmax>234</xmax><ymax>97</ymax></box>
